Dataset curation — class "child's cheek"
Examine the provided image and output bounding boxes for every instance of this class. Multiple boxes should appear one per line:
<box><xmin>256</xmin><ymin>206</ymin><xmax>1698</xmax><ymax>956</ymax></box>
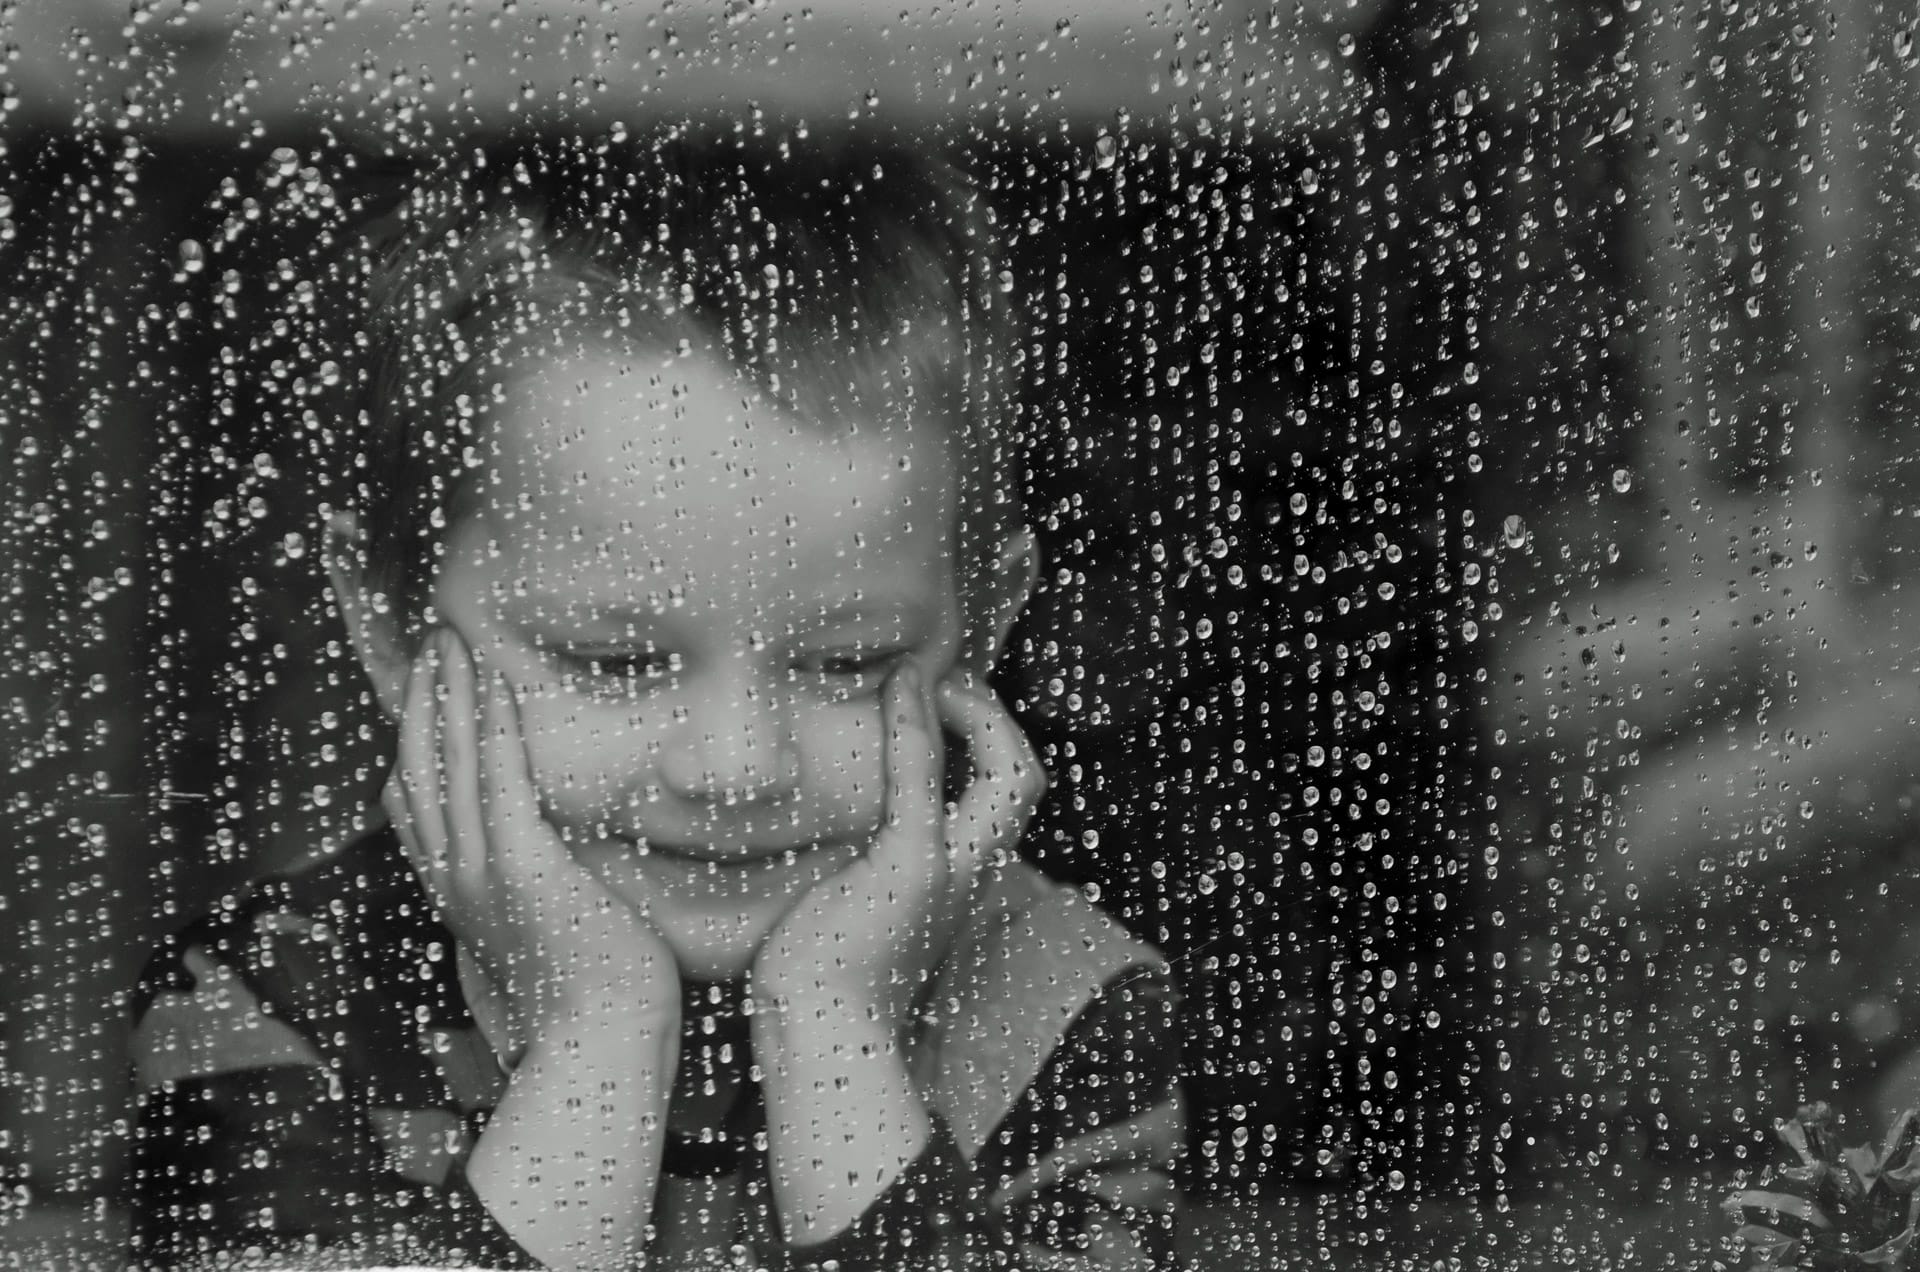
<box><xmin>504</xmin><ymin>689</ymin><xmax>617</xmax><ymax>822</ymax></box>
<box><xmin>795</xmin><ymin>697</ymin><xmax>893</xmax><ymax>826</ymax></box>
<box><xmin>829</xmin><ymin>683</ymin><xmax>947</xmax><ymax>812</ymax></box>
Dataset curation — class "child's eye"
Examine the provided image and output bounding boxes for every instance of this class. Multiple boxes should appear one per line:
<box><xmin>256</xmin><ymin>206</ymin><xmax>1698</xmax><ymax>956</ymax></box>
<box><xmin>558</xmin><ymin>648</ymin><xmax>679</xmax><ymax>697</ymax></box>
<box><xmin>797</xmin><ymin>649</ymin><xmax>906</xmax><ymax>697</ymax></box>
<box><xmin>806</xmin><ymin>650</ymin><xmax>905</xmax><ymax>676</ymax></box>
<box><xmin>596</xmin><ymin>651</ymin><xmax>678</xmax><ymax>678</ymax></box>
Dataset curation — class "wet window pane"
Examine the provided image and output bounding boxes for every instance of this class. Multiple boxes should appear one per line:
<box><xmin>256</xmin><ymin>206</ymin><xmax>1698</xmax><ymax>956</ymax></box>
<box><xmin>0</xmin><ymin>1</ymin><xmax>1913</xmax><ymax>1268</ymax></box>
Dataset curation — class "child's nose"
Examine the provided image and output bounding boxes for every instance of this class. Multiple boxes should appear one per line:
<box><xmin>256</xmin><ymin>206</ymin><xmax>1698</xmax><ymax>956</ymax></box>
<box><xmin>657</xmin><ymin>684</ymin><xmax>800</xmax><ymax>804</ymax></box>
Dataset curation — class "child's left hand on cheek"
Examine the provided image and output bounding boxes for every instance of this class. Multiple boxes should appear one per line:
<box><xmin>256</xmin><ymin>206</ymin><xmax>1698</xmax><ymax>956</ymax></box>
<box><xmin>752</xmin><ymin>662</ymin><xmax>1048</xmax><ymax>1040</ymax></box>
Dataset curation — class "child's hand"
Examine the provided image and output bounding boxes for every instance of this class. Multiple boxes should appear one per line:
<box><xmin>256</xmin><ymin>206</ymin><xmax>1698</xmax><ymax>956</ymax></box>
<box><xmin>752</xmin><ymin>662</ymin><xmax>1048</xmax><ymax>1038</ymax></box>
<box><xmin>385</xmin><ymin>627</ymin><xmax>680</xmax><ymax>1051</ymax></box>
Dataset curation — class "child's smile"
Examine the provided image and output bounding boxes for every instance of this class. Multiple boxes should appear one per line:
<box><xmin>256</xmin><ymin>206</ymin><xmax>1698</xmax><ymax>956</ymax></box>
<box><xmin>424</xmin><ymin>340</ymin><xmax>965</xmax><ymax>980</ymax></box>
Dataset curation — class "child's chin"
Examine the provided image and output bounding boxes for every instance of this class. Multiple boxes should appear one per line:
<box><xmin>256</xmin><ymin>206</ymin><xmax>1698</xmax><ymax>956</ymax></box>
<box><xmin>652</xmin><ymin>904</ymin><xmax>782</xmax><ymax>985</ymax></box>
<box><xmin>664</xmin><ymin>937</ymin><xmax>761</xmax><ymax>984</ymax></box>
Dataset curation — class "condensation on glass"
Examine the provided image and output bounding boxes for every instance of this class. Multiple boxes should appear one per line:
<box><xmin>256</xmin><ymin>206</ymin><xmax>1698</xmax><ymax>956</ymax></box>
<box><xmin>0</xmin><ymin>1</ymin><xmax>1914</xmax><ymax>1269</ymax></box>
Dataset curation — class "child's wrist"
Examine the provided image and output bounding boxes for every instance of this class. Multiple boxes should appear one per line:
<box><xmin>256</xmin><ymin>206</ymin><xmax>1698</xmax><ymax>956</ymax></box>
<box><xmin>531</xmin><ymin>974</ymin><xmax>682</xmax><ymax>1035</ymax></box>
<box><xmin>750</xmin><ymin>948</ymin><xmax>890</xmax><ymax>1000</ymax></box>
<box><xmin>748</xmin><ymin>963</ymin><xmax>866</xmax><ymax>1021</ymax></box>
<box><xmin>500</xmin><ymin>996</ymin><xmax>677</xmax><ymax>1082</ymax></box>
<box><xmin>748</xmin><ymin>979</ymin><xmax>912</xmax><ymax>1061</ymax></box>
<box><xmin>752</xmin><ymin>967</ymin><xmax>930</xmax><ymax>1045</ymax></box>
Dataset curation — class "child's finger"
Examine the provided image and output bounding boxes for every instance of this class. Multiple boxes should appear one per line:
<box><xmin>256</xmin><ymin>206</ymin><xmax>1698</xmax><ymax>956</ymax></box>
<box><xmin>477</xmin><ymin>665</ymin><xmax>558</xmax><ymax>878</ymax></box>
<box><xmin>393</xmin><ymin>637</ymin><xmax>452</xmax><ymax>904</ymax></box>
<box><xmin>937</xmin><ymin>679</ymin><xmax>1047</xmax><ymax>878</ymax></box>
<box><xmin>869</xmin><ymin>661</ymin><xmax>944</xmax><ymax>900</ymax></box>
<box><xmin>438</xmin><ymin>629</ymin><xmax>489</xmax><ymax>911</ymax></box>
<box><xmin>382</xmin><ymin>768</ymin><xmax>425</xmax><ymax>871</ymax></box>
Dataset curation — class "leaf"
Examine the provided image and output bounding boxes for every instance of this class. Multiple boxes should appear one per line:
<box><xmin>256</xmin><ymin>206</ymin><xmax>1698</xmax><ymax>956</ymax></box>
<box><xmin>1856</xmin><ymin>1228</ymin><xmax>1913</xmax><ymax>1268</ymax></box>
<box><xmin>1782</xmin><ymin>1116</ymin><xmax>1822</xmax><ymax>1170</ymax></box>
<box><xmin>1876</xmin><ymin>1110</ymin><xmax>1920</xmax><ymax>1176</ymax></box>
<box><xmin>1733</xmin><ymin>1190</ymin><xmax>1835</xmax><ymax>1230</ymax></box>
<box><xmin>1882</xmin><ymin>1148</ymin><xmax>1920</xmax><ymax>1191</ymax></box>
<box><xmin>1799</xmin><ymin>1103</ymin><xmax>1841</xmax><ymax>1160</ymax></box>
<box><xmin>1735</xmin><ymin>1223</ymin><xmax>1802</xmax><ymax>1253</ymax></box>
<box><xmin>1846</xmin><ymin>1144</ymin><xmax>1883</xmax><ymax>1191</ymax></box>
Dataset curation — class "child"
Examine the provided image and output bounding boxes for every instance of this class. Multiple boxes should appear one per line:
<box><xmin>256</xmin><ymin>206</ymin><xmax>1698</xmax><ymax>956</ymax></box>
<box><xmin>125</xmin><ymin>133</ymin><xmax>1184</xmax><ymax>1271</ymax></box>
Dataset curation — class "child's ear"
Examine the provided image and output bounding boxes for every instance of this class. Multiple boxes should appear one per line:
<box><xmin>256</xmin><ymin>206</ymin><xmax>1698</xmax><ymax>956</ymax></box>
<box><xmin>324</xmin><ymin>511</ymin><xmax>412</xmax><ymax>723</ymax></box>
<box><xmin>964</xmin><ymin>526</ymin><xmax>1040</xmax><ymax>679</ymax></box>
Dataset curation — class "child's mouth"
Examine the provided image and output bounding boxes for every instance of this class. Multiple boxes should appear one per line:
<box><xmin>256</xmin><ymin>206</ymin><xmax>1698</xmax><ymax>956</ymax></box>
<box><xmin>580</xmin><ymin>835</ymin><xmax>868</xmax><ymax>914</ymax></box>
<box><xmin>627</xmin><ymin>837</ymin><xmax>819</xmax><ymax>871</ymax></box>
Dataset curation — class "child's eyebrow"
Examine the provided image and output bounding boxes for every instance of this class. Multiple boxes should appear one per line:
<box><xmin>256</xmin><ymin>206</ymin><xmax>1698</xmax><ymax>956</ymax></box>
<box><xmin>500</xmin><ymin>593</ymin><xmax>931</xmax><ymax>635</ymax></box>
<box><xmin>807</xmin><ymin>599</ymin><xmax>931</xmax><ymax>631</ymax></box>
<box><xmin>495</xmin><ymin>591</ymin><xmax>669</xmax><ymax>635</ymax></box>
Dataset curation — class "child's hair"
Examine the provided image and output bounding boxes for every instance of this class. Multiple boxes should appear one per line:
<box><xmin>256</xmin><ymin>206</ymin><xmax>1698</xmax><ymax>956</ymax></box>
<box><xmin>344</xmin><ymin>127</ymin><xmax>1026</xmax><ymax>655</ymax></box>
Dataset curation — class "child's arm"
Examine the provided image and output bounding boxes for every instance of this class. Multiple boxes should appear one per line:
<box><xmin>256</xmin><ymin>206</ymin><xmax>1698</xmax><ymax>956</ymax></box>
<box><xmin>751</xmin><ymin>665</ymin><xmax>1012</xmax><ymax>1237</ymax></box>
<box><xmin>394</xmin><ymin>630</ymin><xmax>679</xmax><ymax>1270</ymax></box>
<box><xmin>127</xmin><ymin>633</ymin><xmax>679</xmax><ymax>1272</ymax></box>
<box><xmin>748</xmin><ymin>664</ymin><xmax>954</xmax><ymax>1238</ymax></box>
<box><xmin>753</xmin><ymin>668</ymin><xmax>1184</xmax><ymax>1268</ymax></box>
<box><xmin>464</xmin><ymin>989</ymin><xmax>678</xmax><ymax>1272</ymax></box>
<box><xmin>969</xmin><ymin>969</ymin><xmax>1185</xmax><ymax>1269</ymax></box>
<box><xmin>753</xmin><ymin>964</ymin><xmax>1185</xmax><ymax>1271</ymax></box>
<box><xmin>121</xmin><ymin>901</ymin><xmax>678</xmax><ymax>1272</ymax></box>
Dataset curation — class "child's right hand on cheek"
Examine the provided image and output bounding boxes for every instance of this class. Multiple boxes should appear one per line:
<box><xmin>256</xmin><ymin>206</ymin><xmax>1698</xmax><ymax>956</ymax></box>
<box><xmin>384</xmin><ymin>626</ymin><xmax>681</xmax><ymax>1055</ymax></box>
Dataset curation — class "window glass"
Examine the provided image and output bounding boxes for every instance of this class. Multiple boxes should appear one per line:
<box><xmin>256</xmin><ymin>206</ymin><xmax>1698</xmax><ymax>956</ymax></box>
<box><xmin>1</xmin><ymin>2</ymin><xmax>1912</xmax><ymax>1267</ymax></box>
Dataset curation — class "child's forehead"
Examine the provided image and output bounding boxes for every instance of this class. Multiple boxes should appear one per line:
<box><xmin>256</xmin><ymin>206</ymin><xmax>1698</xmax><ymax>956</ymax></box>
<box><xmin>469</xmin><ymin>344</ymin><xmax>961</xmax><ymax>565</ymax></box>
<box><xmin>496</xmin><ymin>343</ymin><xmax>951</xmax><ymax>468</ymax></box>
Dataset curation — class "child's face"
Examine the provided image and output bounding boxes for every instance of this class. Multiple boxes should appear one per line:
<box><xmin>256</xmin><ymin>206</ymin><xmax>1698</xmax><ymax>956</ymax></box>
<box><xmin>427</xmin><ymin>343</ymin><xmax>966</xmax><ymax>982</ymax></box>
